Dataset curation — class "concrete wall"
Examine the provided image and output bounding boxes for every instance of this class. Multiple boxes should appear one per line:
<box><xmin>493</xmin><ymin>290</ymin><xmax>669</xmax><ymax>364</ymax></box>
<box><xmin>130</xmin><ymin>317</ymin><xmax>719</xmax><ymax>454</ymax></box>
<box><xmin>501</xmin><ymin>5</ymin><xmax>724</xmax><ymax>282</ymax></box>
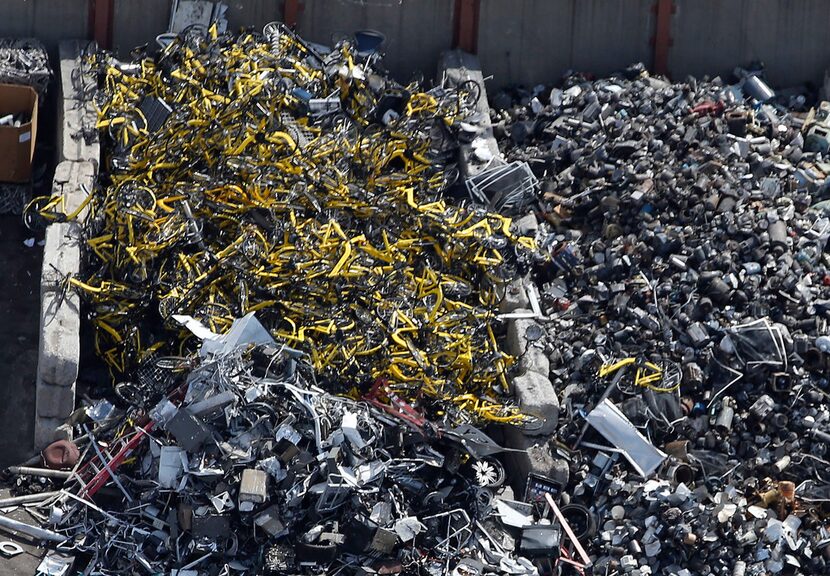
<box><xmin>477</xmin><ymin>0</ymin><xmax>655</xmax><ymax>89</ymax></box>
<box><xmin>669</xmin><ymin>0</ymin><xmax>830</xmax><ymax>87</ymax></box>
<box><xmin>0</xmin><ymin>0</ymin><xmax>88</xmax><ymax>48</ymax></box>
<box><xmin>112</xmin><ymin>0</ymin><xmax>286</xmax><ymax>56</ymax></box>
<box><xmin>2</xmin><ymin>0</ymin><xmax>830</xmax><ymax>90</ymax></box>
<box><xmin>111</xmin><ymin>0</ymin><xmax>452</xmax><ymax>81</ymax></box>
<box><xmin>297</xmin><ymin>0</ymin><xmax>454</xmax><ymax>82</ymax></box>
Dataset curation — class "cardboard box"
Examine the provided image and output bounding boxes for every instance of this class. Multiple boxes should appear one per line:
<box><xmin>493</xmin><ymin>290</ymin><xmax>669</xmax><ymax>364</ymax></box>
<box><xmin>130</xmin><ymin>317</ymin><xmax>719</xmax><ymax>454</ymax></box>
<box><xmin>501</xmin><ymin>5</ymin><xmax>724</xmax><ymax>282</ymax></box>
<box><xmin>0</xmin><ymin>83</ymin><xmax>37</xmax><ymax>183</ymax></box>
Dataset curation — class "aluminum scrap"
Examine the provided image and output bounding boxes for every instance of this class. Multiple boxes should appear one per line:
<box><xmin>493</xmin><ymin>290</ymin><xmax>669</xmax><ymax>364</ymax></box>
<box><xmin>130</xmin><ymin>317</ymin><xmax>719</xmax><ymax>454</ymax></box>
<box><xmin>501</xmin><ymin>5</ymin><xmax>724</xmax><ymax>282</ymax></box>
<box><xmin>0</xmin><ymin>38</ymin><xmax>51</xmax><ymax>96</ymax></box>
<box><xmin>12</xmin><ymin>341</ymin><xmax>560</xmax><ymax>575</ymax></box>
<box><xmin>487</xmin><ymin>62</ymin><xmax>830</xmax><ymax>575</ymax></box>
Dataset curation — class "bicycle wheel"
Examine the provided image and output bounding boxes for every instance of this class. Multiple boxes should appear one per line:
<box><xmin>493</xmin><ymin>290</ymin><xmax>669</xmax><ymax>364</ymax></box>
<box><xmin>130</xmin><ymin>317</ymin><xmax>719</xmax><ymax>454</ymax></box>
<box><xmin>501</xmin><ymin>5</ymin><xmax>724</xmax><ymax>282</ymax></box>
<box><xmin>469</xmin><ymin>457</ymin><xmax>505</xmax><ymax>488</ymax></box>
<box><xmin>114</xmin><ymin>381</ymin><xmax>147</xmax><ymax>408</ymax></box>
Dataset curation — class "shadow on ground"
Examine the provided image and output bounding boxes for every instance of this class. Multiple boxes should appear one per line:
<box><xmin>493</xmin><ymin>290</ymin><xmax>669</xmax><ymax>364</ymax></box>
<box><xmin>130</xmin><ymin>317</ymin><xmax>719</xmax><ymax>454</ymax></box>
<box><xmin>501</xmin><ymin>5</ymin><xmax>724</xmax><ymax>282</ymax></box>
<box><xmin>0</xmin><ymin>216</ymin><xmax>41</xmax><ymax>468</ymax></box>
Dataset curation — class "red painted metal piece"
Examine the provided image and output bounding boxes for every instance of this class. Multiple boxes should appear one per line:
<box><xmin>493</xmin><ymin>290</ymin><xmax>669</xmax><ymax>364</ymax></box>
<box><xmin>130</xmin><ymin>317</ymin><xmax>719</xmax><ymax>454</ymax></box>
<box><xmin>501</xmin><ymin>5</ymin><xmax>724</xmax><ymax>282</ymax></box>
<box><xmin>90</xmin><ymin>0</ymin><xmax>114</xmax><ymax>49</ymax></box>
<box><xmin>453</xmin><ymin>0</ymin><xmax>480</xmax><ymax>54</ymax></box>
<box><xmin>80</xmin><ymin>420</ymin><xmax>156</xmax><ymax>498</ymax></box>
<box><xmin>363</xmin><ymin>378</ymin><xmax>438</xmax><ymax>436</ymax></box>
<box><xmin>691</xmin><ymin>100</ymin><xmax>725</xmax><ymax>117</ymax></box>
<box><xmin>284</xmin><ymin>0</ymin><xmax>303</xmax><ymax>30</ymax></box>
<box><xmin>652</xmin><ymin>0</ymin><xmax>674</xmax><ymax>76</ymax></box>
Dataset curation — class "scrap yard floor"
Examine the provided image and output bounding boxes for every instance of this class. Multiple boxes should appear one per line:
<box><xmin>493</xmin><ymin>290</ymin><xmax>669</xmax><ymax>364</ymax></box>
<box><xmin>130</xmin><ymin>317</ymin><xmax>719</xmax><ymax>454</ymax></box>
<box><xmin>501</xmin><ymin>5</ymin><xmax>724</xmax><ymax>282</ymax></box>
<box><xmin>0</xmin><ymin>85</ymin><xmax>56</xmax><ymax>571</ymax></box>
<box><xmin>0</xmin><ymin>215</ymin><xmax>39</xmax><ymax>466</ymax></box>
<box><xmin>0</xmin><ymin>216</ymin><xmax>43</xmax><ymax>575</ymax></box>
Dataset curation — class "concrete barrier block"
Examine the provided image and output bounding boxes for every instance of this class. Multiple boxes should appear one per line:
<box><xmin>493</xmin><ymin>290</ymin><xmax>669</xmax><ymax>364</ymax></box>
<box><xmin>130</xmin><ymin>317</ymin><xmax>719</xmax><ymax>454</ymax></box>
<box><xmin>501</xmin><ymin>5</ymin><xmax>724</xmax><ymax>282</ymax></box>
<box><xmin>36</xmin><ymin>380</ymin><xmax>76</xmax><ymax>419</ymax></box>
<box><xmin>61</xmin><ymin>104</ymin><xmax>100</xmax><ymax>164</ymax></box>
<box><xmin>511</xmin><ymin>370</ymin><xmax>559</xmax><ymax>435</ymax></box>
<box><xmin>53</xmin><ymin>160</ymin><xmax>96</xmax><ymax>216</ymax></box>
<box><xmin>506</xmin><ymin>312</ymin><xmax>546</xmax><ymax>357</ymax></box>
<box><xmin>38</xmin><ymin>284</ymin><xmax>80</xmax><ymax>388</ymax></box>
<box><xmin>34</xmin><ymin>417</ymin><xmax>66</xmax><ymax>450</ymax></box>
<box><xmin>58</xmin><ymin>40</ymin><xmax>94</xmax><ymax>102</ymax></box>
<box><xmin>499</xmin><ymin>278</ymin><xmax>530</xmax><ymax>314</ymax></box>
<box><xmin>519</xmin><ymin>347</ymin><xmax>551</xmax><ymax>379</ymax></box>
<box><xmin>58</xmin><ymin>40</ymin><xmax>99</xmax><ymax>166</ymax></box>
<box><xmin>40</xmin><ymin>221</ymin><xmax>80</xmax><ymax>287</ymax></box>
<box><xmin>35</xmin><ymin>41</ymin><xmax>101</xmax><ymax>450</ymax></box>
<box><xmin>503</xmin><ymin>426</ymin><xmax>569</xmax><ymax>494</ymax></box>
<box><xmin>438</xmin><ymin>50</ymin><xmax>503</xmax><ymax>179</ymax></box>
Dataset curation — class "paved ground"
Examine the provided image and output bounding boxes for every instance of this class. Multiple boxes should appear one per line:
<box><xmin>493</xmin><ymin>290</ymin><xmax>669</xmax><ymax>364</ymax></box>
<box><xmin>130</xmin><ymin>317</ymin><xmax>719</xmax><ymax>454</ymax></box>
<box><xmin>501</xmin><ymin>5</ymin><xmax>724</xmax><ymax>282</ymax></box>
<box><xmin>0</xmin><ymin>489</ymin><xmax>48</xmax><ymax>575</ymax></box>
<box><xmin>0</xmin><ymin>216</ymin><xmax>41</xmax><ymax>469</ymax></box>
<box><xmin>0</xmin><ymin>217</ymin><xmax>46</xmax><ymax>576</ymax></box>
<box><xmin>0</xmin><ymin>81</ymin><xmax>59</xmax><ymax>575</ymax></box>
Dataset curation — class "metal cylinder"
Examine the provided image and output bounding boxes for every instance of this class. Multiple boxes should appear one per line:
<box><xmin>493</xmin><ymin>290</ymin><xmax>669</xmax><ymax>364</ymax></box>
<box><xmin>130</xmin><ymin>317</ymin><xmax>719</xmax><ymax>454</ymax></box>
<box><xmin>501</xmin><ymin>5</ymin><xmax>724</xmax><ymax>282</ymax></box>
<box><xmin>769</xmin><ymin>413</ymin><xmax>789</xmax><ymax>429</ymax></box>
<box><xmin>774</xmin><ymin>455</ymin><xmax>791</xmax><ymax>472</ymax></box>
<box><xmin>0</xmin><ymin>515</ymin><xmax>65</xmax><ymax>542</ymax></box>
<box><xmin>559</xmin><ymin>503</ymin><xmax>595</xmax><ymax>541</ymax></box>
<box><xmin>664</xmin><ymin>440</ymin><xmax>691</xmax><ymax>461</ymax></box>
<box><xmin>664</xmin><ymin>462</ymin><xmax>695</xmax><ymax>485</ymax></box>
<box><xmin>749</xmin><ymin>394</ymin><xmax>775</xmax><ymax>419</ymax></box>
<box><xmin>7</xmin><ymin>466</ymin><xmax>72</xmax><ymax>479</ymax></box>
<box><xmin>744</xmin><ymin>74</ymin><xmax>775</xmax><ymax>102</ymax></box>
<box><xmin>0</xmin><ymin>491</ymin><xmax>59</xmax><ymax>507</ymax></box>
<box><xmin>715</xmin><ymin>398</ymin><xmax>735</xmax><ymax>433</ymax></box>
<box><xmin>779</xmin><ymin>480</ymin><xmax>796</xmax><ymax>502</ymax></box>
<box><xmin>760</xmin><ymin>489</ymin><xmax>779</xmax><ymax>506</ymax></box>
<box><xmin>813</xmin><ymin>429</ymin><xmax>830</xmax><ymax>445</ymax></box>
<box><xmin>769</xmin><ymin>219</ymin><xmax>788</xmax><ymax>254</ymax></box>
<box><xmin>726</xmin><ymin>111</ymin><xmax>747</xmax><ymax>137</ymax></box>
<box><xmin>733</xmin><ymin>560</ymin><xmax>747</xmax><ymax>576</ymax></box>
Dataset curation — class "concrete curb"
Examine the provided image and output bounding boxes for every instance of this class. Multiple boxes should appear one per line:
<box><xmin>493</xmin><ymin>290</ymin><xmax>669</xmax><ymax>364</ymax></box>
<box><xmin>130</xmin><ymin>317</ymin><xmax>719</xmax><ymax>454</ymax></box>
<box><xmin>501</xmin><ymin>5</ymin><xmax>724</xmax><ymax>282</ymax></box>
<box><xmin>35</xmin><ymin>40</ymin><xmax>99</xmax><ymax>448</ymax></box>
<box><xmin>439</xmin><ymin>51</ymin><xmax>561</xmax><ymax>483</ymax></box>
<box><xmin>437</xmin><ymin>50</ymin><xmax>503</xmax><ymax>180</ymax></box>
<box><xmin>57</xmin><ymin>40</ymin><xmax>99</xmax><ymax>167</ymax></box>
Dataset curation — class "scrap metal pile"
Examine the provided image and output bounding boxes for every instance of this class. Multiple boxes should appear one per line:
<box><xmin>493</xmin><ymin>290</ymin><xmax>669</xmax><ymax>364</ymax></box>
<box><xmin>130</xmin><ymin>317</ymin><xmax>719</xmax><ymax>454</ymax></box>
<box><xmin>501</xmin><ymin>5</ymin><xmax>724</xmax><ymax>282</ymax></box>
<box><xmin>0</xmin><ymin>37</ymin><xmax>50</xmax><ymax>215</ymax></box>
<box><xmin>0</xmin><ymin>38</ymin><xmax>51</xmax><ymax>95</ymax></box>
<box><xmin>486</xmin><ymin>64</ymin><xmax>830</xmax><ymax>574</ymax></box>
<box><xmin>10</xmin><ymin>26</ymin><xmax>569</xmax><ymax>575</ymax></box>
<box><xmin>8</xmin><ymin>329</ymin><xmax>571</xmax><ymax>575</ymax></box>
<box><xmin>19</xmin><ymin>21</ymin><xmax>830</xmax><ymax>576</ymax></box>
<box><xmin>69</xmin><ymin>24</ymin><xmax>535</xmax><ymax>427</ymax></box>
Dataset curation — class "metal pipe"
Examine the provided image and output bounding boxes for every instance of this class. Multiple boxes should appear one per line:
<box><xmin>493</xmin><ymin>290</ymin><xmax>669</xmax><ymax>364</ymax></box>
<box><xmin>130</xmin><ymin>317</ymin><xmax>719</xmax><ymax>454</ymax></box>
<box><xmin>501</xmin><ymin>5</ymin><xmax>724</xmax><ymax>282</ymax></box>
<box><xmin>0</xmin><ymin>491</ymin><xmax>60</xmax><ymax>508</ymax></box>
<box><xmin>0</xmin><ymin>514</ymin><xmax>65</xmax><ymax>542</ymax></box>
<box><xmin>7</xmin><ymin>467</ymin><xmax>71</xmax><ymax>479</ymax></box>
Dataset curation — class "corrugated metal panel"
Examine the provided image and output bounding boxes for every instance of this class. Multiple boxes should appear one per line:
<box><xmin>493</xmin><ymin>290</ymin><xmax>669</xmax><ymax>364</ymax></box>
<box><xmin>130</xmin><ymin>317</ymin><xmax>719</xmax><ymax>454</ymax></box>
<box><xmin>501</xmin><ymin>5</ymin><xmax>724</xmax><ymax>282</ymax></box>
<box><xmin>299</xmin><ymin>0</ymin><xmax>455</xmax><ymax>82</ymax></box>
<box><xmin>670</xmin><ymin>0</ymin><xmax>830</xmax><ymax>87</ymax></box>
<box><xmin>0</xmin><ymin>0</ymin><xmax>828</xmax><ymax>93</ymax></box>
<box><xmin>478</xmin><ymin>0</ymin><xmax>653</xmax><ymax>90</ymax></box>
<box><xmin>0</xmin><ymin>0</ymin><xmax>87</xmax><ymax>48</ymax></box>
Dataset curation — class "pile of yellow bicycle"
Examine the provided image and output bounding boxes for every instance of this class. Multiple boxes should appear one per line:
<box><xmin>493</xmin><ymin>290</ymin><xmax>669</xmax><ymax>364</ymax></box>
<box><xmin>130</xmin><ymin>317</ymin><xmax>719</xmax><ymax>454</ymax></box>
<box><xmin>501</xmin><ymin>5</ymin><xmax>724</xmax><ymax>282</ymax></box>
<box><xmin>29</xmin><ymin>24</ymin><xmax>540</xmax><ymax>428</ymax></box>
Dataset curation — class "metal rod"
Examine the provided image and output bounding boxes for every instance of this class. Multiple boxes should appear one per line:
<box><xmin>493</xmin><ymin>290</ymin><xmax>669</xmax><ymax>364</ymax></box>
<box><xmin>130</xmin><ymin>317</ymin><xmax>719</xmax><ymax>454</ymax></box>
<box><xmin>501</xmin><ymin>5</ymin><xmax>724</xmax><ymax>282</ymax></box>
<box><xmin>0</xmin><ymin>514</ymin><xmax>65</xmax><ymax>543</ymax></box>
<box><xmin>545</xmin><ymin>492</ymin><xmax>592</xmax><ymax>567</ymax></box>
<box><xmin>0</xmin><ymin>491</ymin><xmax>61</xmax><ymax>508</ymax></box>
<box><xmin>7</xmin><ymin>467</ymin><xmax>72</xmax><ymax>479</ymax></box>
